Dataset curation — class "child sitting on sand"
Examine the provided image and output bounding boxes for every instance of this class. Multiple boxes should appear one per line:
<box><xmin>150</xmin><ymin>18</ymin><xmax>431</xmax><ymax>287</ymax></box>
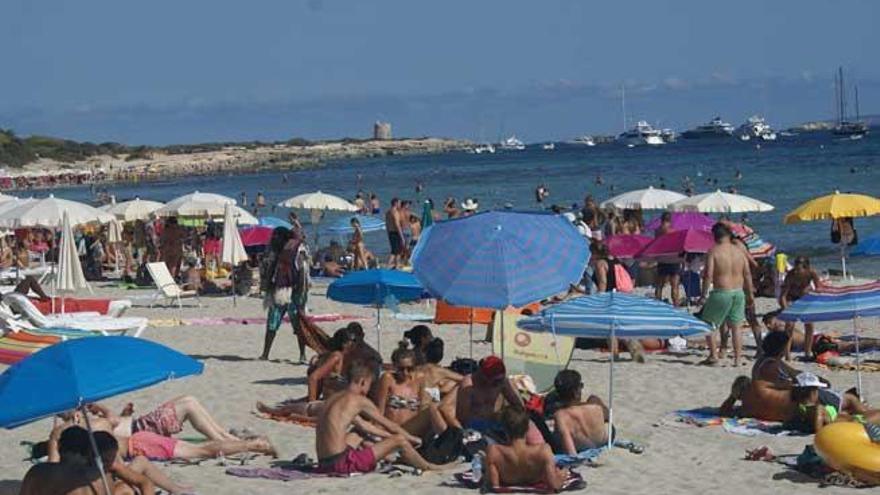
<box><xmin>552</xmin><ymin>370</ymin><xmax>611</xmax><ymax>453</ymax></box>
<box><xmin>484</xmin><ymin>406</ymin><xmax>567</xmax><ymax>492</ymax></box>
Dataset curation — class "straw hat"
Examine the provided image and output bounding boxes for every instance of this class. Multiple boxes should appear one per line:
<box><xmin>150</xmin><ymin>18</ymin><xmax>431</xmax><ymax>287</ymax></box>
<box><xmin>461</xmin><ymin>198</ymin><xmax>479</xmax><ymax>211</ymax></box>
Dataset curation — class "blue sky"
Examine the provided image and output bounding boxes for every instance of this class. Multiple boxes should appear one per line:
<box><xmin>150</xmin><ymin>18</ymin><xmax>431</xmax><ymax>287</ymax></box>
<box><xmin>1</xmin><ymin>0</ymin><xmax>878</xmax><ymax>144</ymax></box>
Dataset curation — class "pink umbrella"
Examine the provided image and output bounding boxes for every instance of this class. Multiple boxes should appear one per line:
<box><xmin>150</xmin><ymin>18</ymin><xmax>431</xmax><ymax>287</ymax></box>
<box><xmin>239</xmin><ymin>225</ymin><xmax>274</xmax><ymax>247</ymax></box>
<box><xmin>607</xmin><ymin>235</ymin><xmax>653</xmax><ymax>259</ymax></box>
<box><xmin>638</xmin><ymin>228</ymin><xmax>714</xmax><ymax>260</ymax></box>
<box><xmin>645</xmin><ymin>212</ymin><xmax>714</xmax><ymax>233</ymax></box>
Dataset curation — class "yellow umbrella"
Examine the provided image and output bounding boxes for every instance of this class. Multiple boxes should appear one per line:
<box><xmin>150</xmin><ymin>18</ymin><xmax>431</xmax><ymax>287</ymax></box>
<box><xmin>784</xmin><ymin>191</ymin><xmax>880</xmax><ymax>224</ymax></box>
<box><xmin>784</xmin><ymin>191</ymin><xmax>880</xmax><ymax>278</ymax></box>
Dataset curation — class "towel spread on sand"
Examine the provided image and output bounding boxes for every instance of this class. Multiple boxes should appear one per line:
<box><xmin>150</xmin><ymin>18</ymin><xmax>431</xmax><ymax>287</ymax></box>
<box><xmin>674</xmin><ymin>408</ymin><xmax>800</xmax><ymax>437</ymax></box>
<box><xmin>452</xmin><ymin>469</ymin><xmax>586</xmax><ymax>493</ymax></box>
<box><xmin>147</xmin><ymin>313</ymin><xmax>361</xmax><ymax>328</ymax></box>
<box><xmin>225</xmin><ymin>466</ymin><xmax>345</xmax><ymax>480</ymax></box>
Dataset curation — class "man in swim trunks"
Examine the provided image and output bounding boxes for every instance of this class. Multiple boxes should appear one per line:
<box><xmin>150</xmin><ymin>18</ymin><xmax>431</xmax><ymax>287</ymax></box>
<box><xmin>386</xmin><ymin>198</ymin><xmax>405</xmax><ymax>269</ymax></box>
<box><xmin>699</xmin><ymin>223</ymin><xmax>754</xmax><ymax>366</ymax></box>
<box><xmin>315</xmin><ymin>363</ymin><xmax>449</xmax><ymax>474</ymax></box>
<box><xmin>551</xmin><ymin>370</ymin><xmax>610</xmax><ymax>453</ymax></box>
<box><xmin>484</xmin><ymin>406</ymin><xmax>567</xmax><ymax>492</ymax></box>
<box><xmin>780</xmin><ymin>256</ymin><xmax>822</xmax><ymax>360</ymax></box>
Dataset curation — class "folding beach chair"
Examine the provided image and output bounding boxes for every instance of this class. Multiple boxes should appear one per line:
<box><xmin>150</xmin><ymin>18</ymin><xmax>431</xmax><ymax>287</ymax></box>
<box><xmin>146</xmin><ymin>262</ymin><xmax>201</xmax><ymax>308</ymax></box>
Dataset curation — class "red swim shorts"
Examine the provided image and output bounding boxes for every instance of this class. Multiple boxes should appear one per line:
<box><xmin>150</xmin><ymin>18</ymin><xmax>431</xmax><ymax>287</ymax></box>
<box><xmin>315</xmin><ymin>446</ymin><xmax>377</xmax><ymax>475</ymax></box>
<box><xmin>128</xmin><ymin>431</ymin><xmax>179</xmax><ymax>460</ymax></box>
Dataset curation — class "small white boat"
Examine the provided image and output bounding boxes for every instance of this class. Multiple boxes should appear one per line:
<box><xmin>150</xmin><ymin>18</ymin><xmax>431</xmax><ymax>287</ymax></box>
<box><xmin>541</xmin><ymin>142</ymin><xmax>556</xmax><ymax>151</ymax></box>
<box><xmin>617</xmin><ymin>121</ymin><xmax>664</xmax><ymax>146</ymax></box>
<box><xmin>498</xmin><ymin>135</ymin><xmax>526</xmax><ymax>151</ymax></box>
<box><xmin>737</xmin><ymin>116</ymin><xmax>777</xmax><ymax>141</ymax></box>
<box><xmin>472</xmin><ymin>143</ymin><xmax>496</xmax><ymax>154</ymax></box>
<box><xmin>573</xmin><ymin>135</ymin><xmax>596</xmax><ymax>147</ymax></box>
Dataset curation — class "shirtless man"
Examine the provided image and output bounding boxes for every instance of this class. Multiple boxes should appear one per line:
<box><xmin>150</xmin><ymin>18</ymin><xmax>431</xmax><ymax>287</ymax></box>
<box><xmin>159</xmin><ymin>217</ymin><xmax>186</xmax><ymax>279</ymax></box>
<box><xmin>779</xmin><ymin>256</ymin><xmax>822</xmax><ymax>359</ymax></box>
<box><xmin>385</xmin><ymin>198</ymin><xmax>405</xmax><ymax>269</ymax></box>
<box><xmin>699</xmin><ymin>223</ymin><xmax>754</xmax><ymax>366</ymax></box>
<box><xmin>315</xmin><ymin>363</ymin><xmax>448</xmax><ymax>474</ymax></box>
<box><xmin>484</xmin><ymin>406</ymin><xmax>567</xmax><ymax>492</ymax></box>
<box><xmin>551</xmin><ymin>370</ymin><xmax>610</xmax><ymax>453</ymax></box>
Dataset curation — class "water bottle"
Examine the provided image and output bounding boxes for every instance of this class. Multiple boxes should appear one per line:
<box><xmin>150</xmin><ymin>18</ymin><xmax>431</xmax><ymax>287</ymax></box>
<box><xmin>471</xmin><ymin>452</ymin><xmax>484</xmax><ymax>484</ymax></box>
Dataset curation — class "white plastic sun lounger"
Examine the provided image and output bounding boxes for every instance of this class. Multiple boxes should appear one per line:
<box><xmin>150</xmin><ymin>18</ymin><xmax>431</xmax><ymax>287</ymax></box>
<box><xmin>2</xmin><ymin>293</ymin><xmax>148</xmax><ymax>337</ymax></box>
<box><xmin>146</xmin><ymin>262</ymin><xmax>201</xmax><ymax>308</ymax></box>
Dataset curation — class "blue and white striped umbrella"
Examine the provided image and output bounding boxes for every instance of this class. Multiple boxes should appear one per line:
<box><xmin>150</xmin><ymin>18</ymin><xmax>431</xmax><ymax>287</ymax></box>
<box><xmin>324</xmin><ymin>214</ymin><xmax>386</xmax><ymax>235</ymax></box>
<box><xmin>777</xmin><ymin>281</ymin><xmax>880</xmax><ymax>323</ymax></box>
<box><xmin>517</xmin><ymin>292</ymin><xmax>712</xmax><ymax>339</ymax></box>
<box><xmin>518</xmin><ymin>292</ymin><xmax>711</xmax><ymax>450</ymax></box>
<box><xmin>412</xmin><ymin>211</ymin><xmax>588</xmax><ymax>309</ymax></box>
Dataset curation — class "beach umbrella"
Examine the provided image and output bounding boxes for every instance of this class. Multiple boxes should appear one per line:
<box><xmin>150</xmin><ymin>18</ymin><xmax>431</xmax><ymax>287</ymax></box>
<box><xmin>606</xmin><ymin>234</ymin><xmax>653</xmax><ymax>259</ymax></box>
<box><xmin>0</xmin><ymin>336</ymin><xmax>203</xmax><ymax>494</ymax></box>
<box><xmin>230</xmin><ymin>207</ymin><xmax>259</xmax><ymax>226</ymax></box>
<box><xmin>728</xmin><ymin>222</ymin><xmax>775</xmax><ymax>258</ymax></box>
<box><xmin>784</xmin><ymin>191</ymin><xmax>880</xmax><ymax>278</ymax></box>
<box><xmin>99</xmin><ymin>197</ymin><xmax>164</xmax><ymax>222</ymax></box>
<box><xmin>671</xmin><ymin>190</ymin><xmax>774</xmax><ymax>213</ymax></box>
<box><xmin>278</xmin><ymin>191</ymin><xmax>358</xmax><ymax>244</ymax></box>
<box><xmin>777</xmin><ymin>280</ymin><xmax>880</xmax><ymax>397</ymax></box>
<box><xmin>411</xmin><ymin>210</ymin><xmax>589</xmax><ymax>358</ymax></box>
<box><xmin>154</xmin><ymin>191</ymin><xmax>236</xmax><ymax>218</ymax></box>
<box><xmin>324</xmin><ymin>214</ymin><xmax>385</xmax><ymax>235</ymax></box>
<box><xmin>600</xmin><ymin>187</ymin><xmax>686</xmax><ymax>210</ymax></box>
<box><xmin>56</xmin><ymin>211</ymin><xmax>89</xmax><ymax>314</ymax></box>
<box><xmin>221</xmin><ymin>204</ymin><xmax>249</xmax><ymax>306</ymax></box>
<box><xmin>518</xmin><ymin>292</ymin><xmax>712</xmax><ymax>448</ymax></box>
<box><xmin>0</xmin><ymin>194</ymin><xmax>114</xmax><ymax>228</ymax></box>
<box><xmin>239</xmin><ymin>225</ymin><xmax>274</xmax><ymax>247</ymax></box>
<box><xmin>638</xmin><ymin>228</ymin><xmax>714</xmax><ymax>260</ymax></box>
<box><xmin>644</xmin><ymin>212</ymin><xmax>715</xmax><ymax>233</ymax></box>
<box><xmin>327</xmin><ymin>269</ymin><xmax>424</xmax><ymax>351</ymax></box>
<box><xmin>258</xmin><ymin>216</ymin><xmax>293</xmax><ymax>229</ymax></box>
<box><xmin>852</xmin><ymin>233</ymin><xmax>880</xmax><ymax>257</ymax></box>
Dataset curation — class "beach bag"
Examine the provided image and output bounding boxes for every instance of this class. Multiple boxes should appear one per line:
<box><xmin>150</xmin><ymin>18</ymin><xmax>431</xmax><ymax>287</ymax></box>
<box><xmin>419</xmin><ymin>427</ymin><xmax>464</xmax><ymax>464</ymax></box>
<box><xmin>613</xmin><ymin>264</ymin><xmax>634</xmax><ymax>293</ymax></box>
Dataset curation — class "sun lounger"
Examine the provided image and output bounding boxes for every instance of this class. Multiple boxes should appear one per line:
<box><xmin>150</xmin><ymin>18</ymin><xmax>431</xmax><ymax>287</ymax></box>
<box><xmin>146</xmin><ymin>262</ymin><xmax>201</xmax><ymax>308</ymax></box>
<box><xmin>0</xmin><ymin>266</ymin><xmax>52</xmax><ymax>285</ymax></box>
<box><xmin>2</xmin><ymin>293</ymin><xmax>148</xmax><ymax>337</ymax></box>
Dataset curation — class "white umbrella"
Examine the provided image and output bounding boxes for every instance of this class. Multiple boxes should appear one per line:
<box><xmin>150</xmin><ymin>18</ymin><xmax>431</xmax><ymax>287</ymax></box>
<box><xmin>153</xmin><ymin>191</ymin><xmax>236</xmax><ymax>218</ymax></box>
<box><xmin>600</xmin><ymin>187</ymin><xmax>687</xmax><ymax>210</ymax></box>
<box><xmin>57</xmin><ymin>211</ymin><xmax>89</xmax><ymax>313</ymax></box>
<box><xmin>231</xmin><ymin>207</ymin><xmax>258</xmax><ymax>226</ymax></box>
<box><xmin>278</xmin><ymin>191</ymin><xmax>358</xmax><ymax>211</ymax></box>
<box><xmin>0</xmin><ymin>194</ymin><xmax>114</xmax><ymax>228</ymax></box>
<box><xmin>100</xmin><ymin>197</ymin><xmax>164</xmax><ymax>222</ymax></box>
<box><xmin>671</xmin><ymin>189</ymin><xmax>774</xmax><ymax>213</ymax></box>
<box><xmin>221</xmin><ymin>204</ymin><xmax>249</xmax><ymax>306</ymax></box>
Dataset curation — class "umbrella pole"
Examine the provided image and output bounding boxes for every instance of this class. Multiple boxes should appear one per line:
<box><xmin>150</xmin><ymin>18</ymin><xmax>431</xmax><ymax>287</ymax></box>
<box><xmin>608</xmin><ymin>321</ymin><xmax>615</xmax><ymax>451</ymax></box>
<box><xmin>841</xmin><ymin>244</ymin><xmax>848</xmax><ymax>280</ymax></box>
<box><xmin>376</xmin><ymin>306</ymin><xmax>381</xmax><ymax>355</ymax></box>
<box><xmin>551</xmin><ymin>313</ymin><xmax>561</xmax><ymax>365</ymax></box>
<box><xmin>82</xmin><ymin>405</ymin><xmax>113</xmax><ymax>495</ymax></box>
<box><xmin>469</xmin><ymin>307</ymin><xmax>474</xmax><ymax>359</ymax></box>
<box><xmin>500</xmin><ymin>311</ymin><xmax>506</xmax><ymax>360</ymax></box>
<box><xmin>854</xmin><ymin>316</ymin><xmax>863</xmax><ymax>399</ymax></box>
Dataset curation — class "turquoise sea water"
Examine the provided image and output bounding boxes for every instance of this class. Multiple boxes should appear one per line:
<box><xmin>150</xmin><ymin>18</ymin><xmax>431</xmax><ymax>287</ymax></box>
<box><xmin>46</xmin><ymin>131</ymin><xmax>880</xmax><ymax>276</ymax></box>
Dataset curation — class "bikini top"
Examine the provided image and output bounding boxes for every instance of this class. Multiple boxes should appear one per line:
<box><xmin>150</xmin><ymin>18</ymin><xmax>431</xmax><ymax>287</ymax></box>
<box><xmin>387</xmin><ymin>394</ymin><xmax>420</xmax><ymax>411</ymax></box>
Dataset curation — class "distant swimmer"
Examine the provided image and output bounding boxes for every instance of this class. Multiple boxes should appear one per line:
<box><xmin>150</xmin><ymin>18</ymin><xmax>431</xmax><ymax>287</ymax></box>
<box><xmin>735</xmin><ymin>169</ymin><xmax>743</xmax><ymax>180</ymax></box>
<box><xmin>282</xmin><ymin>174</ymin><xmax>289</xmax><ymax>184</ymax></box>
<box><xmin>415</xmin><ymin>181</ymin><xmax>424</xmax><ymax>194</ymax></box>
<box><xmin>535</xmin><ymin>184</ymin><xmax>550</xmax><ymax>205</ymax></box>
<box><xmin>850</xmin><ymin>167</ymin><xmax>857</xmax><ymax>174</ymax></box>
<box><xmin>595</xmin><ymin>174</ymin><xmax>604</xmax><ymax>186</ymax></box>
<box><xmin>256</xmin><ymin>192</ymin><xmax>266</xmax><ymax>208</ymax></box>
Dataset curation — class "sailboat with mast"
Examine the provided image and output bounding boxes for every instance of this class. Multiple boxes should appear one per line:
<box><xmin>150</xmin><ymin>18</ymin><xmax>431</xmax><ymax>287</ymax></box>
<box><xmin>832</xmin><ymin>66</ymin><xmax>869</xmax><ymax>138</ymax></box>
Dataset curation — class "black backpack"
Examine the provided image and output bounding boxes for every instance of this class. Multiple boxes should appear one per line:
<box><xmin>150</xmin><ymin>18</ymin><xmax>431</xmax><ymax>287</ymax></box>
<box><xmin>418</xmin><ymin>427</ymin><xmax>464</xmax><ymax>464</ymax></box>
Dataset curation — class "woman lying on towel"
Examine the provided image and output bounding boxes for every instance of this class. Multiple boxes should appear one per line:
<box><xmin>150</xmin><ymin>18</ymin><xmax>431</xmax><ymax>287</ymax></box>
<box><xmin>87</xmin><ymin>395</ymin><xmax>242</xmax><ymax>441</ymax></box>
<box><xmin>763</xmin><ymin>311</ymin><xmax>880</xmax><ymax>358</ymax></box>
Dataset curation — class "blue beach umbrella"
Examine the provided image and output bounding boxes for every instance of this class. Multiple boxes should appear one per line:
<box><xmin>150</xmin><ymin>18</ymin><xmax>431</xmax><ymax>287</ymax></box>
<box><xmin>778</xmin><ymin>281</ymin><xmax>880</xmax><ymax>395</ymax></box>
<box><xmin>851</xmin><ymin>233</ymin><xmax>880</xmax><ymax>256</ymax></box>
<box><xmin>518</xmin><ymin>292</ymin><xmax>712</xmax><ymax>448</ymax></box>
<box><xmin>258</xmin><ymin>216</ymin><xmax>293</xmax><ymax>229</ymax></box>
<box><xmin>0</xmin><ymin>336</ymin><xmax>203</xmax><ymax>491</ymax></box>
<box><xmin>412</xmin><ymin>210</ymin><xmax>589</xmax><ymax>357</ymax></box>
<box><xmin>328</xmin><ymin>269</ymin><xmax>425</xmax><ymax>351</ymax></box>
<box><xmin>324</xmin><ymin>214</ymin><xmax>386</xmax><ymax>235</ymax></box>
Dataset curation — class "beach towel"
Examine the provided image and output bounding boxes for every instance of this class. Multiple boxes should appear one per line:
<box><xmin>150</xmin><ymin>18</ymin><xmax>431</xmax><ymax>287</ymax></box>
<box><xmin>33</xmin><ymin>297</ymin><xmax>111</xmax><ymax>315</ymax></box>
<box><xmin>226</xmin><ymin>466</ymin><xmax>336</xmax><ymax>481</ymax></box>
<box><xmin>673</xmin><ymin>408</ymin><xmax>801</xmax><ymax>436</ymax></box>
<box><xmin>452</xmin><ymin>469</ymin><xmax>585</xmax><ymax>493</ymax></box>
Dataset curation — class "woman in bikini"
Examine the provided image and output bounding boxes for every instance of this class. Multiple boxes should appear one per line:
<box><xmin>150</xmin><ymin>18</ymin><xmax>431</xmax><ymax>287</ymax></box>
<box><xmin>348</xmin><ymin>217</ymin><xmax>368</xmax><ymax>270</ymax></box>
<box><xmin>416</xmin><ymin>337</ymin><xmax>463</xmax><ymax>400</ymax></box>
<box><xmin>373</xmin><ymin>342</ymin><xmax>451</xmax><ymax>439</ymax></box>
<box><xmin>307</xmin><ymin>328</ymin><xmax>356</xmax><ymax>401</ymax></box>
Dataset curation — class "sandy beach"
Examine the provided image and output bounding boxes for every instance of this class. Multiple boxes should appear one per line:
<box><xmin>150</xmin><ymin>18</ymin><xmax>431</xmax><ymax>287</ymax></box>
<box><xmin>1</xmin><ymin>279</ymin><xmax>875</xmax><ymax>495</ymax></box>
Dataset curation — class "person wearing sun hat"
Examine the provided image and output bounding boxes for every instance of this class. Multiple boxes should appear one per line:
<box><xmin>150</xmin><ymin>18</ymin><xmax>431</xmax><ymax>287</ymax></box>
<box><xmin>461</xmin><ymin>198</ymin><xmax>479</xmax><ymax>216</ymax></box>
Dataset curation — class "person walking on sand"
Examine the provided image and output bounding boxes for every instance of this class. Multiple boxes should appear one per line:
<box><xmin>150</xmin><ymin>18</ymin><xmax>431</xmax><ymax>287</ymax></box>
<box><xmin>386</xmin><ymin>198</ymin><xmax>405</xmax><ymax>269</ymax></box>
<box><xmin>159</xmin><ymin>217</ymin><xmax>186</xmax><ymax>279</ymax></box>
<box><xmin>315</xmin><ymin>363</ymin><xmax>450</xmax><ymax>475</ymax></box>
<box><xmin>699</xmin><ymin>223</ymin><xmax>754</xmax><ymax>366</ymax></box>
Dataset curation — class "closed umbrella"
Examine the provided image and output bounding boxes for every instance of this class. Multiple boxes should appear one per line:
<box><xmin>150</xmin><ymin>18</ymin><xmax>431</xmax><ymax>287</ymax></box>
<box><xmin>518</xmin><ymin>292</ymin><xmax>712</xmax><ymax>448</ymax></box>
<box><xmin>784</xmin><ymin>191</ymin><xmax>880</xmax><ymax>278</ymax></box>
<box><xmin>107</xmin><ymin>219</ymin><xmax>124</xmax><ymax>276</ymax></box>
<box><xmin>57</xmin><ymin>211</ymin><xmax>89</xmax><ymax>313</ymax></box>
<box><xmin>777</xmin><ymin>280</ymin><xmax>880</xmax><ymax>397</ymax></box>
<box><xmin>600</xmin><ymin>187</ymin><xmax>686</xmax><ymax>210</ymax></box>
<box><xmin>221</xmin><ymin>204</ymin><xmax>249</xmax><ymax>306</ymax></box>
<box><xmin>671</xmin><ymin>190</ymin><xmax>774</xmax><ymax>213</ymax></box>
<box><xmin>0</xmin><ymin>336</ymin><xmax>203</xmax><ymax>494</ymax></box>
<box><xmin>100</xmin><ymin>197</ymin><xmax>164</xmax><ymax>222</ymax></box>
<box><xmin>644</xmin><ymin>212</ymin><xmax>715</xmax><ymax>233</ymax></box>
<box><xmin>412</xmin><ymin>211</ymin><xmax>589</xmax><ymax>358</ymax></box>
<box><xmin>327</xmin><ymin>269</ymin><xmax>424</xmax><ymax>351</ymax></box>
